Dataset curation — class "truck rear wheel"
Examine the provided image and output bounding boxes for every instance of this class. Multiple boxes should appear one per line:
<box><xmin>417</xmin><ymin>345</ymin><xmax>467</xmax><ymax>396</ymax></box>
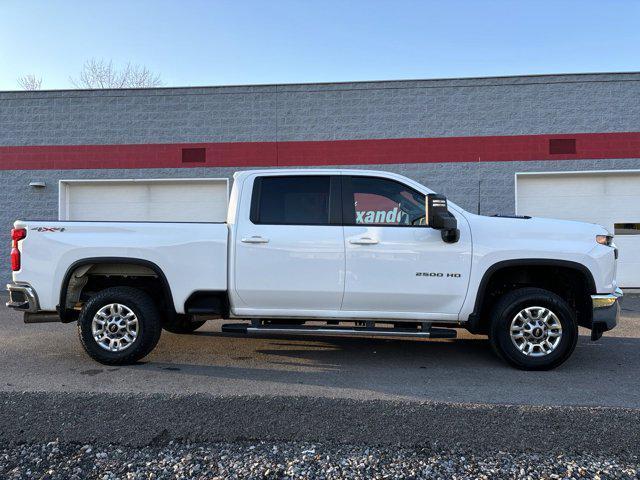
<box><xmin>77</xmin><ymin>287</ymin><xmax>162</xmax><ymax>365</ymax></box>
<box><xmin>488</xmin><ymin>287</ymin><xmax>578</xmax><ymax>370</ymax></box>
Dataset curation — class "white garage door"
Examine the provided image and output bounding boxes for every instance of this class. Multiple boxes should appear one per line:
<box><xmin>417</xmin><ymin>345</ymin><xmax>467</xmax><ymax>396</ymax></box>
<box><xmin>516</xmin><ymin>171</ymin><xmax>640</xmax><ymax>288</ymax></box>
<box><xmin>59</xmin><ymin>178</ymin><xmax>229</xmax><ymax>223</ymax></box>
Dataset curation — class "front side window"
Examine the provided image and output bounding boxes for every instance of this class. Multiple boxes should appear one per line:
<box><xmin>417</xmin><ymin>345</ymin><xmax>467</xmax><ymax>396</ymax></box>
<box><xmin>346</xmin><ymin>176</ymin><xmax>426</xmax><ymax>226</ymax></box>
<box><xmin>252</xmin><ymin>176</ymin><xmax>331</xmax><ymax>225</ymax></box>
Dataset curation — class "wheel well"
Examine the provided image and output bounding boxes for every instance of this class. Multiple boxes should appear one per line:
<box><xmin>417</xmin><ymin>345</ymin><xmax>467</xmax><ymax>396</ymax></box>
<box><xmin>59</xmin><ymin>259</ymin><xmax>175</xmax><ymax>322</ymax></box>
<box><xmin>469</xmin><ymin>262</ymin><xmax>595</xmax><ymax>334</ymax></box>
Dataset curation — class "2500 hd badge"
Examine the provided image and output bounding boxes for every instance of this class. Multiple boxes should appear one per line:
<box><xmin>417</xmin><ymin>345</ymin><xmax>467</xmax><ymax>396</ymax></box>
<box><xmin>416</xmin><ymin>272</ymin><xmax>462</xmax><ymax>278</ymax></box>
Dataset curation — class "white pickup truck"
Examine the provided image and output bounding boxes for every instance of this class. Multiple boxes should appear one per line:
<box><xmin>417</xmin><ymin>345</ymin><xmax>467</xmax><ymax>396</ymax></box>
<box><xmin>6</xmin><ymin>169</ymin><xmax>622</xmax><ymax>370</ymax></box>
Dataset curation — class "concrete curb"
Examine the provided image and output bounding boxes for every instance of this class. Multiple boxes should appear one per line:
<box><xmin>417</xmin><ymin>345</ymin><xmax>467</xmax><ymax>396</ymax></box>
<box><xmin>1</xmin><ymin>392</ymin><xmax>638</xmax><ymax>454</ymax></box>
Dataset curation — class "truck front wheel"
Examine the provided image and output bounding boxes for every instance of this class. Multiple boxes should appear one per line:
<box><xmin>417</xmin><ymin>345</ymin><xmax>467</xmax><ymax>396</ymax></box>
<box><xmin>77</xmin><ymin>287</ymin><xmax>162</xmax><ymax>365</ymax></box>
<box><xmin>488</xmin><ymin>287</ymin><xmax>578</xmax><ymax>370</ymax></box>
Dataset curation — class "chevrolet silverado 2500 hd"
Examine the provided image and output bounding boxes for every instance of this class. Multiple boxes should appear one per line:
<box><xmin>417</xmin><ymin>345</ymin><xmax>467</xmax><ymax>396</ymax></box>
<box><xmin>6</xmin><ymin>169</ymin><xmax>622</xmax><ymax>370</ymax></box>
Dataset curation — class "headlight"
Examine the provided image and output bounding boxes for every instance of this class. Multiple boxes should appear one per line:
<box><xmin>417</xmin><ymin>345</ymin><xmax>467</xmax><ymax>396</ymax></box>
<box><xmin>596</xmin><ymin>234</ymin><xmax>614</xmax><ymax>246</ymax></box>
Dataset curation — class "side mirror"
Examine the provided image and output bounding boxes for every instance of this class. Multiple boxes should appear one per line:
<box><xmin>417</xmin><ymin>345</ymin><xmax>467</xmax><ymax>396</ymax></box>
<box><xmin>426</xmin><ymin>193</ymin><xmax>460</xmax><ymax>243</ymax></box>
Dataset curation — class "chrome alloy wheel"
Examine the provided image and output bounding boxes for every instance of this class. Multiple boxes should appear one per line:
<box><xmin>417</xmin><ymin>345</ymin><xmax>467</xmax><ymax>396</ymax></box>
<box><xmin>509</xmin><ymin>306</ymin><xmax>563</xmax><ymax>357</ymax></box>
<box><xmin>91</xmin><ymin>303</ymin><xmax>139</xmax><ymax>352</ymax></box>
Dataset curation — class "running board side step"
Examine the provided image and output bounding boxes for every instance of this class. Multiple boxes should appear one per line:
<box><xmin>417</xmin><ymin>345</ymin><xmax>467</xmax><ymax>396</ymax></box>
<box><xmin>23</xmin><ymin>312</ymin><xmax>61</xmax><ymax>323</ymax></box>
<box><xmin>221</xmin><ymin>323</ymin><xmax>457</xmax><ymax>339</ymax></box>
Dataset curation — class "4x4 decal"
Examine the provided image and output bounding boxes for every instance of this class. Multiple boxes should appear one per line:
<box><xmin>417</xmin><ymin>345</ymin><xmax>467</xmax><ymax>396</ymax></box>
<box><xmin>31</xmin><ymin>227</ymin><xmax>66</xmax><ymax>232</ymax></box>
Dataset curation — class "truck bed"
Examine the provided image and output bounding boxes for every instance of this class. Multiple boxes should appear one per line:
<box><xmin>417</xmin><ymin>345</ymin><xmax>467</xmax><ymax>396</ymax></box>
<box><xmin>12</xmin><ymin>220</ymin><xmax>229</xmax><ymax>313</ymax></box>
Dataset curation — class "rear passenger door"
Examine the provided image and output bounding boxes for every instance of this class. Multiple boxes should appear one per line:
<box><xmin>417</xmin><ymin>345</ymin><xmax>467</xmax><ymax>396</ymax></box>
<box><xmin>233</xmin><ymin>174</ymin><xmax>345</xmax><ymax>314</ymax></box>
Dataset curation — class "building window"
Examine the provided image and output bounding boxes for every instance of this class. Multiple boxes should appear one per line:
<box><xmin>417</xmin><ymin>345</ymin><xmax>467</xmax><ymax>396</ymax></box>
<box><xmin>614</xmin><ymin>223</ymin><xmax>640</xmax><ymax>235</ymax></box>
<box><xmin>549</xmin><ymin>139</ymin><xmax>576</xmax><ymax>154</ymax></box>
<box><xmin>182</xmin><ymin>147</ymin><xmax>206</xmax><ymax>163</ymax></box>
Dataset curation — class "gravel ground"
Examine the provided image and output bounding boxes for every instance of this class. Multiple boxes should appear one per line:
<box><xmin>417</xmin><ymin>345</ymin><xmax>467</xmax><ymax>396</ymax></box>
<box><xmin>0</xmin><ymin>440</ymin><xmax>638</xmax><ymax>480</ymax></box>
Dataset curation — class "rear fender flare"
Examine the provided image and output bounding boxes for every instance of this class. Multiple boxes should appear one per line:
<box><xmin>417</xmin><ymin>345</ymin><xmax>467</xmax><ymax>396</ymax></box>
<box><xmin>58</xmin><ymin>257</ymin><xmax>175</xmax><ymax>321</ymax></box>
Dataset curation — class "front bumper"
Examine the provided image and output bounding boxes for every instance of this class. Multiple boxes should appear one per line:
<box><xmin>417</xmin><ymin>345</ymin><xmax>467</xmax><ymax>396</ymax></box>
<box><xmin>590</xmin><ymin>287</ymin><xmax>623</xmax><ymax>340</ymax></box>
<box><xmin>6</xmin><ymin>282</ymin><xmax>40</xmax><ymax>313</ymax></box>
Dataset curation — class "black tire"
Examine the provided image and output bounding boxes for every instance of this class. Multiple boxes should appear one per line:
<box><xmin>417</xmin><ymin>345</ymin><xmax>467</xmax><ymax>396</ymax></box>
<box><xmin>162</xmin><ymin>315</ymin><xmax>207</xmax><ymax>334</ymax></box>
<box><xmin>488</xmin><ymin>287</ymin><xmax>578</xmax><ymax>370</ymax></box>
<box><xmin>77</xmin><ymin>287</ymin><xmax>162</xmax><ymax>365</ymax></box>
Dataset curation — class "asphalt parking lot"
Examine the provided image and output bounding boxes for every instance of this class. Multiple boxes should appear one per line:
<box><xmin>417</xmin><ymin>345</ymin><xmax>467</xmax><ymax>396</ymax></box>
<box><xmin>1</xmin><ymin>294</ymin><xmax>639</xmax><ymax>453</ymax></box>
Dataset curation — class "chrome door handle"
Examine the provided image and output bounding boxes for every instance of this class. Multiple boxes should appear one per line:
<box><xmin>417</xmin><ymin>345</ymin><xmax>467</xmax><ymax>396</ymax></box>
<box><xmin>241</xmin><ymin>236</ymin><xmax>269</xmax><ymax>244</ymax></box>
<box><xmin>349</xmin><ymin>237</ymin><xmax>379</xmax><ymax>245</ymax></box>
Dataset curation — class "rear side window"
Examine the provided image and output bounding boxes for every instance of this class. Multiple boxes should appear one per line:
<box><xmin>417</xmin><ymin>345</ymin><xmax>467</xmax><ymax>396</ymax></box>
<box><xmin>251</xmin><ymin>176</ymin><xmax>331</xmax><ymax>225</ymax></box>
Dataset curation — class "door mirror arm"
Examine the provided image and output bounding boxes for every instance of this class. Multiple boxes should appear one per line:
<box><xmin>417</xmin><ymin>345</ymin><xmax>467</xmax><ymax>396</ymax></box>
<box><xmin>440</xmin><ymin>228</ymin><xmax>460</xmax><ymax>243</ymax></box>
<box><xmin>425</xmin><ymin>193</ymin><xmax>459</xmax><ymax>243</ymax></box>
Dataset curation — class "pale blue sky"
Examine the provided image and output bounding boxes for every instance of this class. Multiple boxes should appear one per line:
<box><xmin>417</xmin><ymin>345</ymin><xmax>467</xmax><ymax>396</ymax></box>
<box><xmin>1</xmin><ymin>0</ymin><xmax>639</xmax><ymax>90</ymax></box>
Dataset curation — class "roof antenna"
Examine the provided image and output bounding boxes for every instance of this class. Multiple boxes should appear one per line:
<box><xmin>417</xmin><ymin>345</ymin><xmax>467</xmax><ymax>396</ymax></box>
<box><xmin>477</xmin><ymin>156</ymin><xmax>481</xmax><ymax>215</ymax></box>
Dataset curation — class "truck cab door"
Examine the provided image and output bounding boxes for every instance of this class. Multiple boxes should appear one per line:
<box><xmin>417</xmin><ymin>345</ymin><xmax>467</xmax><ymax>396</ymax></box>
<box><xmin>232</xmin><ymin>174</ymin><xmax>345</xmax><ymax>315</ymax></box>
<box><xmin>340</xmin><ymin>175</ymin><xmax>472</xmax><ymax>321</ymax></box>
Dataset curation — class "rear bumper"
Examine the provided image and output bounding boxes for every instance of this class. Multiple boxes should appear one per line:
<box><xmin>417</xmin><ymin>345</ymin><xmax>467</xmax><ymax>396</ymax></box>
<box><xmin>590</xmin><ymin>287</ymin><xmax>623</xmax><ymax>340</ymax></box>
<box><xmin>5</xmin><ymin>282</ymin><xmax>40</xmax><ymax>313</ymax></box>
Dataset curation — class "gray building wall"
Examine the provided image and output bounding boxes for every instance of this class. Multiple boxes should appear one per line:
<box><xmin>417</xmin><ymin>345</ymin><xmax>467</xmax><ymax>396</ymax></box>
<box><xmin>2</xmin><ymin>73</ymin><xmax>640</xmax><ymax>146</ymax></box>
<box><xmin>2</xmin><ymin>73</ymin><xmax>640</xmax><ymax>282</ymax></box>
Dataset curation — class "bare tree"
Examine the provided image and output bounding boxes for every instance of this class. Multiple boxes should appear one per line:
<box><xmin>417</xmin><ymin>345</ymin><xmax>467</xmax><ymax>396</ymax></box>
<box><xmin>70</xmin><ymin>58</ymin><xmax>163</xmax><ymax>89</ymax></box>
<box><xmin>17</xmin><ymin>74</ymin><xmax>43</xmax><ymax>90</ymax></box>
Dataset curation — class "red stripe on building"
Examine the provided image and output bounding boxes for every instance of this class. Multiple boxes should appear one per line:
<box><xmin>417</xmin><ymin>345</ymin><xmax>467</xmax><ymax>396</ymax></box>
<box><xmin>1</xmin><ymin>132</ymin><xmax>640</xmax><ymax>171</ymax></box>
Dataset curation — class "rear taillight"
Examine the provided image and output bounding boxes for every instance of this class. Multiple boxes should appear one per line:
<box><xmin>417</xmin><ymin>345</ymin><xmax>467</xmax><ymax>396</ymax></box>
<box><xmin>10</xmin><ymin>228</ymin><xmax>26</xmax><ymax>271</ymax></box>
